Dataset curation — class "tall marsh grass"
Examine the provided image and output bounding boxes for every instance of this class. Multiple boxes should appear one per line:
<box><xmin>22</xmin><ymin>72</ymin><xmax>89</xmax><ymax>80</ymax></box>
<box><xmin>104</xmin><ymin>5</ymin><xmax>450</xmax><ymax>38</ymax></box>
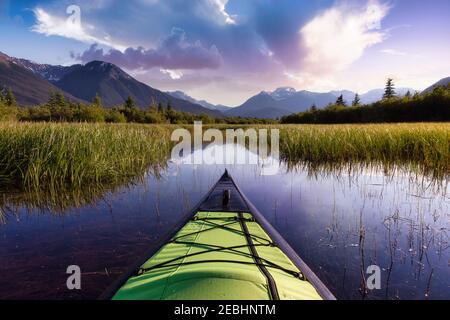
<box><xmin>0</xmin><ymin>122</ymin><xmax>448</xmax><ymax>192</ymax></box>
<box><xmin>0</xmin><ymin>122</ymin><xmax>172</xmax><ymax>191</ymax></box>
<box><xmin>278</xmin><ymin>124</ymin><xmax>450</xmax><ymax>179</ymax></box>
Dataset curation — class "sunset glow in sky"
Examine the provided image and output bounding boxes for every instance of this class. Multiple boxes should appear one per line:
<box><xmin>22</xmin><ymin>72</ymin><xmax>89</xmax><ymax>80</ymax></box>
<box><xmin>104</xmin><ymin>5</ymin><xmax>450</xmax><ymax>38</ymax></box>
<box><xmin>1</xmin><ymin>0</ymin><xmax>449</xmax><ymax>105</ymax></box>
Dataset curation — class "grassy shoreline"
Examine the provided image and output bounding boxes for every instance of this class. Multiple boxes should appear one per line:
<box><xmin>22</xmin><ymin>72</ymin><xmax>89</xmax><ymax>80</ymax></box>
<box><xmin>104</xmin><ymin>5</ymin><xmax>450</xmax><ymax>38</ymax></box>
<box><xmin>0</xmin><ymin>122</ymin><xmax>172</xmax><ymax>192</ymax></box>
<box><xmin>0</xmin><ymin>122</ymin><xmax>448</xmax><ymax>194</ymax></box>
<box><xmin>279</xmin><ymin>123</ymin><xmax>450</xmax><ymax>179</ymax></box>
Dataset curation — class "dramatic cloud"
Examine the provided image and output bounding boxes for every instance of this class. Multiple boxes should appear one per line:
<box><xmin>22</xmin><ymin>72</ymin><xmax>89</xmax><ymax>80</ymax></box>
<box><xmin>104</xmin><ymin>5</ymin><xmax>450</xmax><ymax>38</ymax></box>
<box><xmin>160</xmin><ymin>69</ymin><xmax>184</xmax><ymax>80</ymax></box>
<box><xmin>23</xmin><ymin>0</ymin><xmax>400</xmax><ymax>104</ymax></box>
<box><xmin>202</xmin><ymin>0</ymin><xmax>236</xmax><ymax>25</ymax></box>
<box><xmin>31</xmin><ymin>7</ymin><xmax>126</xmax><ymax>50</ymax></box>
<box><xmin>247</xmin><ymin>0</ymin><xmax>331</xmax><ymax>69</ymax></box>
<box><xmin>75</xmin><ymin>28</ymin><xmax>222</xmax><ymax>70</ymax></box>
<box><xmin>300</xmin><ymin>0</ymin><xmax>389</xmax><ymax>74</ymax></box>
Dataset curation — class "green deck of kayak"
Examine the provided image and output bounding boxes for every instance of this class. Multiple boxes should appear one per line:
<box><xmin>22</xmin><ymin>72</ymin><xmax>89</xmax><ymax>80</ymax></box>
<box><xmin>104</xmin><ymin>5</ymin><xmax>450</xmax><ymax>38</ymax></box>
<box><xmin>113</xmin><ymin>211</ymin><xmax>322</xmax><ymax>300</ymax></box>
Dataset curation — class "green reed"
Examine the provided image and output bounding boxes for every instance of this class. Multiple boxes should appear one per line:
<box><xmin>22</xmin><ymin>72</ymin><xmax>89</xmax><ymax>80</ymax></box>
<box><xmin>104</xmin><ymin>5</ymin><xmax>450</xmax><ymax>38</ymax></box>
<box><xmin>278</xmin><ymin>123</ymin><xmax>450</xmax><ymax>179</ymax></box>
<box><xmin>0</xmin><ymin>122</ymin><xmax>449</xmax><ymax>192</ymax></box>
<box><xmin>0</xmin><ymin>122</ymin><xmax>172</xmax><ymax>192</ymax></box>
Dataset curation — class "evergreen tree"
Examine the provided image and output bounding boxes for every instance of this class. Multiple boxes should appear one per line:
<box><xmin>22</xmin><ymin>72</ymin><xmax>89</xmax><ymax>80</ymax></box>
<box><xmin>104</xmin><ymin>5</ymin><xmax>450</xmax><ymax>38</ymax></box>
<box><xmin>47</xmin><ymin>92</ymin><xmax>56</xmax><ymax>112</ymax></box>
<box><xmin>383</xmin><ymin>78</ymin><xmax>396</xmax><ymax>99</ymax></box>
<box><xmin>55</xmin><ymin>92</ymin><xmax>66</xmax><ymax>106</ymax></box>
<box><xmin>310</xmin><ymin>104</ymin><xmax>317</xmax><ymax>112</ymax></box>
<box><xmin>5</xmin><ymin>88</ymin><xmax>17</xmax><ymax>107</ymax></box>
<box><xmin>336</xmin><ymin>94</ymin><xmax>346</xmax><ymax>106</ymax></box>
<box><xmin>404</xmin><ymin>90</ymin><xmax>412</xmax><ymax>99</ymax></box>
<box><xmin>167</xmin><ymin>103</ymin><xmax>172</xmax><ymax>112</ymax></box>
<box><xmin>93</xmin><ymin>93</ymin><xmax>102</xmax><ymax>107</ymax></box>
<box><xmin>47</xmin><ymin>92</ymin><xmax>66</xmax><ymax>109</ymax></box>
<box><xmin>148</xmin><ymin>98</ymin><xmax>157</xmax><ymax>111</ymax></box>
<box><xmin>352</xmin><ymin>93</ymin><xmax>361</xmax><ymax>107</ymax></box>
<box><xmin>157</xmin><ymin>102</ymin><xmax>163</xmax><ymax>113</ymax></box>
<box><xmin>125</xmin><ymin>96</ymin><xmax>135</xmax><ymax>110</ymax></box>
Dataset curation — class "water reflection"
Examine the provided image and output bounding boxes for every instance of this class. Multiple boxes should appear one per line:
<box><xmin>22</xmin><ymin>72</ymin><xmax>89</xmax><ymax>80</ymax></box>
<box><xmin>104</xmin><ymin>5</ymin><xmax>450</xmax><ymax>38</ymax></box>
<box><xmin>171</xmin><ymin>142</ymin><xmax>281</xmax><ymax>176</ymax></box>
<box><xmin>0</xmin><ymin>143</ymin><xmax>448</xmax><ymax>300</ymax></box>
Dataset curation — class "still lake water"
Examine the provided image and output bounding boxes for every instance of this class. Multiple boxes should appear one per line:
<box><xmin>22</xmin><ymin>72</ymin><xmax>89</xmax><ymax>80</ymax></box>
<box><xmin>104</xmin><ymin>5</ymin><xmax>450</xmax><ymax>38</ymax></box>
<box><xmin>0</xmin><ymin>144</ymin><xmax>449</xmax><ymax>300</ymax></box>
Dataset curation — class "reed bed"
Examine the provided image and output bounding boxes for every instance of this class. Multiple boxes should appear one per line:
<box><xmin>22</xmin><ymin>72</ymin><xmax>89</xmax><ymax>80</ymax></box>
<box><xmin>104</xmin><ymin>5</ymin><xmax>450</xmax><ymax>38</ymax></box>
<box><xmin>278</xmin><ymin>123</ymin><xmax>450</xmax><ymax>179</ymax></box>
<box><xmin>0</xmin><ymin>122</ymin><xmax>449</xmax><ymax>193</ymax></box>
<box><xmin>0</xmin><ymin>122</ymin><xmax>172</xmax><ymax>192</ymax></box>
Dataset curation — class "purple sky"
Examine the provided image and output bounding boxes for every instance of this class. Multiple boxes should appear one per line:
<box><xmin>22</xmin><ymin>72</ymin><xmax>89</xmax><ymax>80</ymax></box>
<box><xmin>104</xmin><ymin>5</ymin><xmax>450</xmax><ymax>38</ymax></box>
<box><xmin>1</xmin><ymin>0</ymin><xmax>449</xmax><ymax>106</ymax></box>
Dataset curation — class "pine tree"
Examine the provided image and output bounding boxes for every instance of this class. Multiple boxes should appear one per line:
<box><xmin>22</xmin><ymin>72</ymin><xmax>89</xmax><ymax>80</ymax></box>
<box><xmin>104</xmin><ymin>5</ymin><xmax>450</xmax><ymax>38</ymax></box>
<box><xmin>55</xmin><ymin>92</ymin><xmax>66</xmax><ymax>107</ymax></box>
<box><xmin>157</xmin><ymin>102</ymin><xmax>163</xmax><ymax>113</ymax></box>
<box><xmin>336</xmin><ymin>94</ymin><xmax>346</xmax><ymax>106</ymax></box>
<box><xmin>148</xmin><ymin>98</ymin><xmax>157</xmax><ymax>111</ymax></box>
<box><xmin>125</xmin><ymin>96</ymin><xmax>135</xmax><ymax>110</ymax></box>
<box><xmin>47</xmin><ymin>92</ymin><xmax>56</xmax><ymax>109</ymax></box>
<box><xmin>5</xmin><ymin>88</ymin><xmax>17</xmax><ymax>107</ymax></box>
<box><xmin>310</xmin><ymin>104</ymin><xmax>317</xmax><ymax>112</ymax></box>
<box><xmin>383</xmin><ymin>78</ymin><xmax>396</xmax><ymax>100</ymax></box>
<box><xmin>352</xmin><ymin>93</ymin><xmax>361</xmax><ymax>107</ymax></box>
<box><xmin>93</xmin><ymin>93</ymin><xmax>102</xmax><ymax>107</ymax></box>
<box><xmin>47</xmin><ymin>92</ymin><xmax>66</xmax><ymax>109</ymax></box>
<box><xmin>404</xmin><ymin>90</ymin><xmax>411</xmax><ymax>99</ymax></box>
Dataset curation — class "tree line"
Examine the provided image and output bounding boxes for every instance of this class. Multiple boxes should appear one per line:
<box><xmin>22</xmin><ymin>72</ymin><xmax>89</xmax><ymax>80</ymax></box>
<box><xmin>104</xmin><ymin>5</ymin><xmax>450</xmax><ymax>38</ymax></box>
<box><xmin>2</xmin><ymin>78</ymin><xmax>449</xmax><ymax>125</ymax></box>
<box><xmin>281</xmin><ymin>79</ymin><xmax>450</xmax><ymax>124</ymax></box>
<box><xmin>0</xmin><ymin>91</ymin><xmax>275</xmax><ymax>124</ymax></box>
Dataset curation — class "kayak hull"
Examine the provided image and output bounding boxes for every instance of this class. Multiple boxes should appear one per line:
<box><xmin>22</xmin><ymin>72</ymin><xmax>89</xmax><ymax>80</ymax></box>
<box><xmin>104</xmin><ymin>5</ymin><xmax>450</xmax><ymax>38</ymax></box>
<box><xmin>101</xmin><ymin>171</ymin><xmax>335</xmax><ymax>300</ymax></box>
<box><xmin>113</xmin><ymin>211</ymin><xmax>321</xmax><ymax>300</ymax></box>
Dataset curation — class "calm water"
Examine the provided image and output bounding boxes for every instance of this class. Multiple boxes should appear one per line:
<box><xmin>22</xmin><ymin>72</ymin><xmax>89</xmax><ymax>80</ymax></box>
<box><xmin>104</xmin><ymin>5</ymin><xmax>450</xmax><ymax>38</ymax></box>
<box><xmin>0</xmin><ymin>144</ymin><xmax>449</xmax><ymax>300</ymax></box>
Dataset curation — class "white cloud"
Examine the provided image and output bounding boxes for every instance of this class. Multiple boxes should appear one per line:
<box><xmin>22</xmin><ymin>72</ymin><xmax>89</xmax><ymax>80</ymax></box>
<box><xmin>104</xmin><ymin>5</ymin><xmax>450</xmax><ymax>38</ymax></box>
<box><xmin>300</xmin><ymin>0</ymin><xmax>390</xmax><ymax>75</ymax></box>
<box><xmin>211</xmin><ymin>0</ymin><xmax>235</xmax><ymax>24</ymax></box>
<box><xmin>284</xmin><ymin>71</ymin><xmax>340</xmax><ymax>92</ymax></box>
<box><xmin>31</xmin><ymin>7</ymin><xmax>126</xmax><ymax>51</ymax></box>
<box><xmin>196</xmin><ymin>0</ymin><xmax>235</xmax><ymax>25</ymax></box>
<box><xmin>380</xmin><ymin>48</ymin><xmax>420</xmax><ymax>58</ymax></box>
<box><xmin>380</xmin><ymin>49</ymin><xmax>407</xmax><ymax>56</ymax></box>
<box><xmin>160</xmin><ymin>69</ymin><xmax>184</xmax><ymax>80</ymax></box>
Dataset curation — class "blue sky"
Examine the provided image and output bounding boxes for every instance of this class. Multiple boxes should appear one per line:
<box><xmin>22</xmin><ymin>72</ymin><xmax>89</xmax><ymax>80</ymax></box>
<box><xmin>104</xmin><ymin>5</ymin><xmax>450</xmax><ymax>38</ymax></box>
<box><xmin>1</xmin><ymin>0</ymin><xmax>449</xmax><ymax>105</ymax></box>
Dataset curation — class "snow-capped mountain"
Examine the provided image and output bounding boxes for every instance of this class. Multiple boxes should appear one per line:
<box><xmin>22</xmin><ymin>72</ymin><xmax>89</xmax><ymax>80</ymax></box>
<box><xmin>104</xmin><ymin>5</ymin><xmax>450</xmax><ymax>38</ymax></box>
<box><xmin>225</xmin><ymin>86</ymin><xmax>418</xmax><ymax>119</ymax></box>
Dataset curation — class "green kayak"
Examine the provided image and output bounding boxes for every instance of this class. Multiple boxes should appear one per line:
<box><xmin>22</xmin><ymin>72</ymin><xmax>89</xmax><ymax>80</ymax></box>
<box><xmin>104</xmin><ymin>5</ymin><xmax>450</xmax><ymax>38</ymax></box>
<box><xmin>100</xmin><ymin>170</ymin><xmax>335</xmax><ymax>300</ymax></box>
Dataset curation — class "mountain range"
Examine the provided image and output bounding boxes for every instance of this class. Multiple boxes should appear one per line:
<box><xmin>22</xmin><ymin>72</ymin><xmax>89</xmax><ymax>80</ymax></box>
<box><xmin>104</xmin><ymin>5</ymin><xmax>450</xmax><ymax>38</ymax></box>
<box><xmin>1</xmin><ymin>51</ymin><xmax>448</xmax><ymax>120</ymax></box>
<box><xmin>423</xmin><ymin>77</ymin><xmax>450</xmax><ymax>94</ymax></box>
<box><xmin>0</xmin><ymin>52</ymin><xmax>83</xmax><ymax>105</ymax></box>
<box><xmin>166</xmin><ymin>91</ymin><xmax>231</xmax><ymax>112</ymax></box>
<box><xmin>0</xmin><ymin>52</ymin><xmax>221</xmax><ymax>117</ymax></box>
<box><xmin>225</xmin><ymin>87</ymin><xmax>417</xmax><ymax>119</ymax></box>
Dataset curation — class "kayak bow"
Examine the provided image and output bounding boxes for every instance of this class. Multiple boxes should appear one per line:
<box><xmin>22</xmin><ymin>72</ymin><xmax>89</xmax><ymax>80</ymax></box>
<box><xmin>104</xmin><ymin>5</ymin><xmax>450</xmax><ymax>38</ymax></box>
<box><xmin>100</xmin><ymin>170</ymin><xmax>335</xmax><ymax>300</ymax></box>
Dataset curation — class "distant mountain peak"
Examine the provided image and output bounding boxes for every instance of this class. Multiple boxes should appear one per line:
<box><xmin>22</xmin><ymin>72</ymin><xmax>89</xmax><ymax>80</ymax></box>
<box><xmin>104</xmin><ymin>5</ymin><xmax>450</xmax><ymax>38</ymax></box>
<box><xmin>81</xmin><ymin>60</ymin><xmax>133</xmax><ymax>82</ymax></box>
<box><xmin>0</xmin><ymin>52</ymin><xmax>221</xmax><ymax>116</ymax></box>
<box><xmin>85</xmin><ymin>60</ymin><xmax>114</xmax><ymax>69</ymax></box>
<box><xmin>85</xmin><ymin>60</ymin><xmax>115</xmax><ymax>72</ymax></box>
<box><xmin>252</xmin><ymin>91</ymin><xmax>274</xmax><ymax>99</ymax></box>
<box><xmin>273</xmin><ymin>87</ymin><xmax>296</xmax><ymax>93</ymax></box>
<box><xmin>2</xmin><ymin>53</ymin><xmax>76</xmax><ymax>82</ymax></box>
<box><xmin>270</xmin><ymin>87</ymin><xmax>297</xmax><ymax>100</ymax></box>
<box><xmin>0</xmin><ymin>52</ymin><xmax>84</xmax><ymax>105</ymax></box>
<box><xmin>256</xmin><ymin>90</ymin><xmax>273</xmax><ymax>97</ymax></box>
<box><xmin>166</xmin><ymin>90</ymin><xmax>231</xmax><ymax>112</ymax></box>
